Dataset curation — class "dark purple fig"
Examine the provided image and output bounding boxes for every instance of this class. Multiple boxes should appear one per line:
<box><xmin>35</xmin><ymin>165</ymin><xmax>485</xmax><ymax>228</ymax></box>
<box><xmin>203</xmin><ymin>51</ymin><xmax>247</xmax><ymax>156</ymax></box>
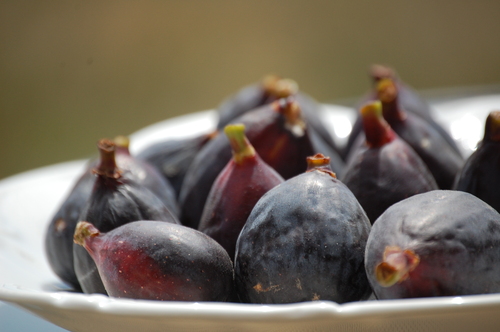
<box><xmin>113</xmin><ymin>136</ymin><xmax>179</xmax><ymax>217</ymax></box>
<box><xmin>454</xmin><ymin>111</ymin><xmax>500</xmax><ymax>211</ymax></box>
<box><xmin>365</xmin><ymin>190</ymin><xmax>500</xmax><ymax>299</ymax></box>
<box><xmin>73</xmin><ymin>139</ymin><xmax>180</xmax><ymax>294</ymax></box>
<box><xmin>136</xmin><ymin>131</ymin><xmax>218</xmax><ymax>198</ymax></box>
<box><xmin>217</xmin><ymin>75</ymin><xmax>342</xmax><ymax>157</ymax></box>
<box><xmin>45</xmin><ymin>136</ymin><xmax>180</xmax><ymax>290</ymax></box>
<box><xmin>341</xmin><ymin>101</ymin><xmax>438</xmax><ymax>224</ymax></box>
<box><xmin>375</xmin><ymin>78</ymin><xmax>464</xmax><ymax>189</ymax></box>
<box><xmin>44</xmin><ymin>161</ymin><xmax>94</xmax><ymax>290</ymax></box>
<box><xmin>179</xmin><ymin>97</ymin><xmax>343</xmax><ymax>229</ymax></box>
<box><xmin>74</xmin><ymin>220</ymin><xmax>234</xmax><ymax>301</ymax></box>
<box><xmin>234</xmin><ymin>153</ymin><xmax>372</xmax><ymax>304</ymax></box>
<box><xmin>198</xmin><ymin>124</ymin><xmax>284</xmax><ymax>260</ymax></box>
<box><xmin>343</xmin><ymin>64</ymin><xmax>460</xmax><ymax>159</ymax></box>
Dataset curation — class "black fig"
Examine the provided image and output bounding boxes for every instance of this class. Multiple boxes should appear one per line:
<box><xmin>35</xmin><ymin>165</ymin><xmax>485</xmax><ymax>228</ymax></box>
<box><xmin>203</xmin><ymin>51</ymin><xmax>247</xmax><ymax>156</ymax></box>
<box><xmin>198</xmin><ymin>124</ymin><xmax>284</xmax><ymax>260</ymax></box>
<box><xmin>234</xmin><ymin>153</ymin><xmax>372</xmax><ymax>304</ymax></box>
<box><xmin>136</xmin><ymin>131</ymin><xmax>218</xmax><ymax>198</ymax></box>
<box><xmin>74</xmin><ymin>220</ymin><xmax>234</xmax><ymax>301</ymax></box>
<box><xmin>73</xmin><ymin>139</ymin><xmax>180</xmax><ymax>294</ymax></box>
<box><xmin>365</xmin><ymin>190</ymin><xmax>500</xmax><ymax>299</ymax></box>
<box><xmin>341</xmin><ymin>101</ymin><xmax>438</xmax><ymax>223</ymax></box>
<box><xmin>454</xmin><ymin>111</ymin><xmax>500</xmax><ymax>211</ymax></box>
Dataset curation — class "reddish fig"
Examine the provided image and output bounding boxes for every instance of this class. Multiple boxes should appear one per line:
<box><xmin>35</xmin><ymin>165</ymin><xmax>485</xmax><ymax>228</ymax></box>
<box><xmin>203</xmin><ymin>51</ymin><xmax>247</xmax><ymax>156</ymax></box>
<box><xmin>179</xmin><ymin>97</ymin><xmax>343</xmax><ymax>229</ymax></box>
<box><xmin>341</xmin><ymin>101</ymin><xmax>438</xmax><ymax>223</ymax></box>
<box><xmin>365</xmin><ymin>190</ymin><xmax>500</xmax><ymax>299</ymax></box>
<box><xmin>454</xmin><ymin>111</ymin><xmax>500</xmax><ymax>211</ymax></box>
<box><xmin>73</xmin><ymin>139</ymin><xmax>180</xmax><ymax>294</ymax></box>
<box><xmin>74</xmin><ymin>220</ymin><xmax>234</xmax><ymax>301</ymax></box>
<box><xmin>234</xmin><ymin>153</ymin><xmax>372</xmax><ymax>304</ymax></box>
<box><xmin>217</xmin><ymin>75</ymin><xmax>342</xmax><ymax>157</ymax></box>
<box><xmin>198</xmin><ymin>124</ymin><xmax>284</xmax><ymax>260</ymax></box>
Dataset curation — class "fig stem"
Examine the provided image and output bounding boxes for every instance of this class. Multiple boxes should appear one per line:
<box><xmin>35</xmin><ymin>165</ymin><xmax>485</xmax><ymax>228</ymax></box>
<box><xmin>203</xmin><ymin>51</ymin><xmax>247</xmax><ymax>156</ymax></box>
<box><xmin>484</xmin><ymin>111</ymin><xmax>500</xmax><ymax>142</ymax></box>
<box><xmin>73</xmin><ymin>221</ymin><xmax>101</xmax><ymax>247</ymax></box>
<box><xmin>376</xmin><ymin>78</ymin><xmax>406</xmax><ymax>122</ymax></box>
<box><xmin>273</xmin><ymin>98</ymin><xmax>306</xmax><ymax>137</ymax></box>
<box><xmin>224</xmin><ymin>124</ymin><xmax>256</xmax><ymax>164</ymax></box>
<box><xmin>375</xmin><ymin>246</ymin><xmax>420</xmax><ymax>287</ymax></box>
<box><xmin>361</xmin><ymin>101</ymin><xmax>396</xmax><ymax>148</ymax></box>
<box><xmin>306</xmin><ymin>153</ymin><xmax>336</xmax><ymax>178</ymax></box>
<box><xmin>262</xmin><ymin>75</ymin><xmax>298</xmax><ymax>99</ymax></box>
<box><xmin>93</xmin><ymin>139</ymin><xmax>122</xmax><ymax>179</ymax></box>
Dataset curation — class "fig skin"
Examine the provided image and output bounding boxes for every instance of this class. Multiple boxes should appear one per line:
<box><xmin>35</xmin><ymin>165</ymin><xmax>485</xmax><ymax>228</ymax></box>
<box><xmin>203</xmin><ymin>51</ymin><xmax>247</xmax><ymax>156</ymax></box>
<box><xmin>341</xmin><ymin>101</ymin><xmax>438</xmax><ymax>224</ymax></box>
<box><xmin>234</xmin><ymin>155</ymin><xmax>372</xmax><ymax>304</ymax></box>
<box><xmin>198</xmin><ymin>124</ymin><xmax>285</xmax><ymax>260</ymax></box>
<box><xmin>454</xmin><ymin>111</ymin><xmax>500</xmax><ymax>212</ymax></box>
<box><xmin>343</xmin><ymin>64</ymin><xmax>460</xmax><ymax>159</ymax></box>
<box><xmin>74</xmin><ymin>220</ymin><xmax>234</xmax><ymax>302</ymax></box>
<box><xmin>365</xmin><ymin>190</ymin><xmax>500</xmax><ymax>299</ymax></box>
<box><xmin>45</xmin><ymin>137</ymin><xmax>179</xmax><ymax>290</ymax></box>
<box><xmin>216</xmin><ymin>75</ymin><xmax>342</xmax><ymax>157</ymax></box>
<box><xmin>73</xmin><ymin>140</ymin><xmax>180</xmax><ymax>294</ymax></box>
<box><xmin>179</xmin><ymin>97</ymin><xmax>343</xmax><ymax>229</ymax></box>
<box><xmin>135</xmin><ymin>131</ymin><xmax>217</xmax><ymax>198</ymax></box>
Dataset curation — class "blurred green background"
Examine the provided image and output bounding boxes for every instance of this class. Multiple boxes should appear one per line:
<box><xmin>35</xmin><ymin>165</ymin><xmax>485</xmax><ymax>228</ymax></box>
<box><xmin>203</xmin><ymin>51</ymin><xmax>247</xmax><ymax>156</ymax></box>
<box><xmin>1</xmin><ymin>1</ymin><xmax>500</xmax><ymax>180</ymax></box>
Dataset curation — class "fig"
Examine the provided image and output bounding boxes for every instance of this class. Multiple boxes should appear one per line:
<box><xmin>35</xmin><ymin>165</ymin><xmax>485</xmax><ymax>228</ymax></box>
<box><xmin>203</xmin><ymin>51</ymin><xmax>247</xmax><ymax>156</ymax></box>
<box><xmin>45</xmin><ymin>136</ymin><xmax>180</xmax><ymax>290</ymax></box>
<box><xmin>198</xmin><ymin>124</ymin><xmax>284</xmax><ymax>260</ymax></box>
<box><xmin>136</xmin><ymin>131</ymin><xmax>218</xmax><ymax>198</ymax></box>
<box><xmin>179</xmin><ymin>97</ymin><xmax>343</xmax><ymax>229</ymax></box>
<box><xmin>234</xmin><ymin>153</ymin><xmax>372</xmax><ymax>304</ymax></box>
<box><xmin>341</xmin><ymin>101</ymin><xmax>438</xmax><ymax>223</ymax></box>
<box><xmin>454</xmin><ymin>111</ymin><xmax>500</xmax><ymax>211</ymax></box>
<box><xmin>375</xmin><ymin>78</ymin><xmax>464</xmax><ymax>189</ymax></box>
<box><xmin>216</xmin><ymin>75</ymin><xmax>342</xmax><ymax>157</ymax></box>
<box><xmin>73</xmin><ymin>139</ymin><xmax>180</xmax><ymax>294</ymax></box>
<box><xmin>74</xmin><ymin>220</ymin><xmax>234</xmax><ymax>301</ymax></box>
<box><xmin>343</xmin><ymin>65</ymin><xmax>460</xmax><ymax>159</ymax></box>
<box><xmin>365</xmin><ymin>190</ymin><xmax>500</xmax><ymax>299</ymax></box>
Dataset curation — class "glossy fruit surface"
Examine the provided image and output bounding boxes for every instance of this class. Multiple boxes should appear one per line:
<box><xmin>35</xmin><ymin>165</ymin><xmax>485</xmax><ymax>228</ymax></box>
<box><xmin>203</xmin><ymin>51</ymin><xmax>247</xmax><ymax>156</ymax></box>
<box><xmin>198</xmin><ymin>124</ymin><xmax>284</xmax><ymax>260</ymax></box>
<box><xmin>365</xmin><ymin>190</ymin><xmax>500</xmax><ymax>299</ymax></box>
<box><xmin>341</xmin><ymin>101</ymin><xmax>438</xmax><ymax>223</ymax></box>
<box><xmin>73</xmin><ymin>139</ymin><xmax>180</xmax><ymax>294</ymax></box>
<box><xmin>454</xmin><ymin>111</ymin><xmax>500</xmax><ymax>211</ymax></box>
<box><xmin>74</xmin><ymin>220</ymin><xmax>234</xmax><ymax>301</ymax></box>
<box><xmin>234</xmin><ymin>154</ymin><xmax>372</xmax><ymax>304</ymax></box>
<box><xmin>178</xmin><ymin>97</ymin><xmax>325</xmax><ymax>229</ymax></box>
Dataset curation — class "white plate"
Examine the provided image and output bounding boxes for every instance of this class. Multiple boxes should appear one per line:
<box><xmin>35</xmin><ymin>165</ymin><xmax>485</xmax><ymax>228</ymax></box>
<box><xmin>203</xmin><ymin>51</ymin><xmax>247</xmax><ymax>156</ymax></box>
<box><xmin>1</xmin><ymin>98</ymin><xmax>500</xmax><ymax>332</ymax></box>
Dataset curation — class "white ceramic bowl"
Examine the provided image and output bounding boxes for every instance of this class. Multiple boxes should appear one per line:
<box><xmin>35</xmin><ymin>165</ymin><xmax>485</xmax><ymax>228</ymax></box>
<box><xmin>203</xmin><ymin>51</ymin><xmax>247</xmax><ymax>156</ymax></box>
<box><xmin>1</xmin><ymin>97</ymin><xmax>500</xmax><ymax>332</ymax></box>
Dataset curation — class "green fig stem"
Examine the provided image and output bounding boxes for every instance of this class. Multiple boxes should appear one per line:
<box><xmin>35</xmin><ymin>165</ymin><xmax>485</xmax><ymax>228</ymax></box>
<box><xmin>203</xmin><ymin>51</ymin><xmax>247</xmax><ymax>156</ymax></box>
<box><xmin>377</xmin><ymin>78</ymin><xmax>406</xmax><ymax>122</ymax></box>
<box><xmin>306</xmin><ymin>153</ymin><xmax>336</xmax><ymax>178</ymax></box>
<box><xmin>224</xmin><ymin>124</ymin><xmax>256</xmax><ymax>164</ymax></box>
<box><xmin>484</xmin><ymin>111</ymin><xmax>500</xmax><ymax>142</ymax></box>
<box><xmin>361</xmin><ymin>101</ymin><xmax>396</xmax><ymax>148</ymax></box>
<box><xmin>375</xmin><ymin>246</ymin><xmax>420</xmax><ymax>287</ymax></box>
<box><xmin>93</xmin><ymin>139</ymin><xmax>122</xmax><ymax>179</ymax></box>
<box><xmin>73</xmin><ymin>221</ymin><xmax>101</xmax><ymax>247</ymax></box>
<box><xmin>273</xmin><ymin>98</ymin><xmax>306</xmax><ymax>137</ymax></box>
<box><xmin>262</xmin><ymin>75</ymin><xmax>298</xmax><ymax>99</ymax></box>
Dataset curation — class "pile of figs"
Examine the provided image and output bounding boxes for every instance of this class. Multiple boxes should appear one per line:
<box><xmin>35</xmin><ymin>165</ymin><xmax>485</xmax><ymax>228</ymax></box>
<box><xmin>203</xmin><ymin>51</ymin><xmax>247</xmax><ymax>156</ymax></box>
<box><xmin>45</xmin><ymin>68</ymin><xmax>500</xmax><ymax>304</ymax></box>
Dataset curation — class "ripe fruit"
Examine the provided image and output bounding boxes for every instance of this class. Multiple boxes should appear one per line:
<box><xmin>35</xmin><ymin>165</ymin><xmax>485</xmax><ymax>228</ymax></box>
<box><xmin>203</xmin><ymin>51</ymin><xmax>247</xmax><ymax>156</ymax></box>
<box><xmin>198</xmin><ymin>124</ymin><xmax>284</xmax><ymax>260</ymax></box>
<box><xmin>234</xmin><ymin>153</ymin><xmax>372</xmax><ymax>304</ymax></box>
<box><xmin>365</xmin><ymin>190</ymin><xmax>500</xmax><ymax>299</ymax></box>
<box><xmin>74</xmin><ymin>220</ymin><xmax>234</xmax><ymax>301</ymax></box>
<box><xmin>454</xmin><ymin>110</ymin><xmax>500</xmax><ymax>211</ymax></box>
<box><xmin>341</xmin><ymin>101</ymin><xmax>438</xmax><ymax>223</ymax></box>
<box><xmin>73</xmin><ymin>139</ymin><xmax>180</xmax><ymax>294</ymax></box>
